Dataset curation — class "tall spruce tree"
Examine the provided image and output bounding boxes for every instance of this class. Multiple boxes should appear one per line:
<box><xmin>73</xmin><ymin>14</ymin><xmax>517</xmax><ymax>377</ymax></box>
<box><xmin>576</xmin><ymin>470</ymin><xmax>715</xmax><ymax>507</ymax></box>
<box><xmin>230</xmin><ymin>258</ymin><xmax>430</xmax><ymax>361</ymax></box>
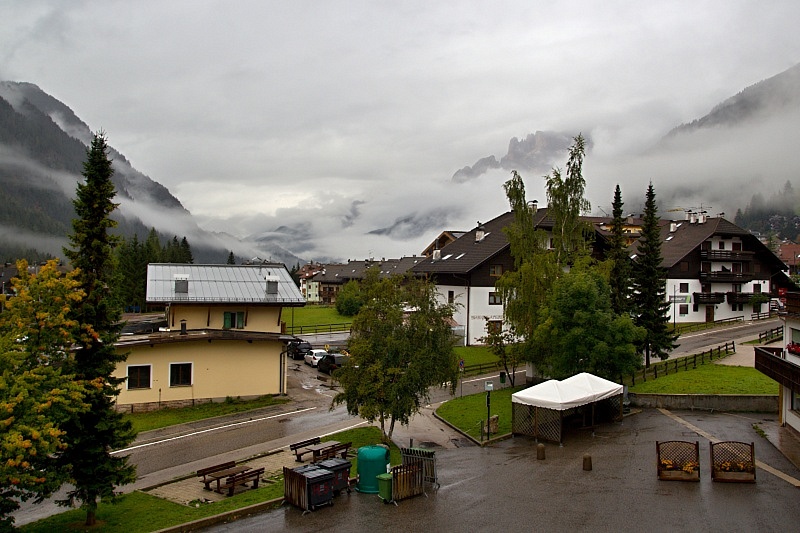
<box><xmin>609</xmin><ymin>185</ymin><xmax>631</xmax><ymax>315</ymax></box>
<box><xmin>60</xmin><ymin>132</ymin><xmax>136</xmax><ymax>526</ymax></box>
<box><xmin>632</xmin><ymin>183</ymin><xmax>678</xmax><ymax>367</ymax></box>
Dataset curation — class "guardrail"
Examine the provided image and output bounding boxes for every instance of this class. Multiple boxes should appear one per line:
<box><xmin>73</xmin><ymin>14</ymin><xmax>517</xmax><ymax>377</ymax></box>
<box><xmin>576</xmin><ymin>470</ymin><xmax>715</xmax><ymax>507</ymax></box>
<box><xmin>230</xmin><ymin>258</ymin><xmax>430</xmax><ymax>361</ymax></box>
<box><xmin>623</xmin><ymin>341</ymin><xmax>736</xmax><ymax>387</ymax></box>
<box><xmin>460</xmin><ymin>361</ymin><xmax>502</xmax><ymax>377</ymax></box>
<box><xmin>286</xmin><ymin>322</ymin><xmax>352</xmax><ymax>335</ymax></box>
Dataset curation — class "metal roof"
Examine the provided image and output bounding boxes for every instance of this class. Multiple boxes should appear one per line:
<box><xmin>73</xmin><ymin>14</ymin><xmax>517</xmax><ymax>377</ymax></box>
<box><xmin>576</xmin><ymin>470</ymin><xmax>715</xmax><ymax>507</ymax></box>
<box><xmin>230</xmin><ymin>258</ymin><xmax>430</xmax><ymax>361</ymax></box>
<box><xmin>146</xmin><ymin>263</ymin><xmax>305</xmax><ymax>305</ymax></box>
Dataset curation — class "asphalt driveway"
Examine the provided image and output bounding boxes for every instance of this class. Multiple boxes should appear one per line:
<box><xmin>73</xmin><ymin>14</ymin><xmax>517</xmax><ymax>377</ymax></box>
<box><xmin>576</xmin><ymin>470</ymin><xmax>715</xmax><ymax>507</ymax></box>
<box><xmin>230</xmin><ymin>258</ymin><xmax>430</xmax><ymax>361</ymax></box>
<box><xmin>204</xmin><ymin>408</ymin><xmax>800</xmax><ymax>533</ymax></box>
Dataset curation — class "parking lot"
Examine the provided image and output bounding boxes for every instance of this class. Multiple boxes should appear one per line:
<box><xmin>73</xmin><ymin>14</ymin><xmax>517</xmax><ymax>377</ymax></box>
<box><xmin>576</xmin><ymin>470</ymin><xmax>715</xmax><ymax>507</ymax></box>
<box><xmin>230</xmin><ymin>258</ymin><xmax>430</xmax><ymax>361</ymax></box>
<box><xmin>205</xmin><ymin>408</ymin><xmax>800</xmax><ymax>532</ymax></box>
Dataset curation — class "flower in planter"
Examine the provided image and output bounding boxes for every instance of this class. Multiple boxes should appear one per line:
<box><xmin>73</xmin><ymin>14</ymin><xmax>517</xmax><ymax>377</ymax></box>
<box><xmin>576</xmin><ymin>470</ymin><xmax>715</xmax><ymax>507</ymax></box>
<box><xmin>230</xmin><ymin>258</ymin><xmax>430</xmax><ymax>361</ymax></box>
<box><xmin>716</xmin><ymin>460</ymin><xmax>754</xmax><ymax>473</ymax></box>
<box><xmin>681</xmin><ymin>461</ymin><xmax>699</xmax><ymax>473</ymax></box>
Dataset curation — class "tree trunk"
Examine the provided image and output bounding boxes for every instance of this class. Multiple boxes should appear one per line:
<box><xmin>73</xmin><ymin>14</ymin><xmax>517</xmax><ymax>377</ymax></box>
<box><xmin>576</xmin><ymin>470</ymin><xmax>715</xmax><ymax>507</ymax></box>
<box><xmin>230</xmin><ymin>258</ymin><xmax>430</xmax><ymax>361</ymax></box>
<box><xmin>85</xmin><ymin>509</ymin><xmax>96</xmax><ymax>526</ymax></box>
<box><xmin>388</xmin><ymin>417</ymin><xmax>396</xmax><ymax>440</ymax></box>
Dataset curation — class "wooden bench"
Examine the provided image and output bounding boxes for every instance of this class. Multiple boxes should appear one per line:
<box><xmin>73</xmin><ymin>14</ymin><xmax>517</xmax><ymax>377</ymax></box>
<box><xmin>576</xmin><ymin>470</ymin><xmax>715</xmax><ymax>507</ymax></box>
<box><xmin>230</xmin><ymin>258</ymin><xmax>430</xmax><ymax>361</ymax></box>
<box><xmin>313</xmin><ymin>441</ymin><xmax>352</xmax><ymax>463</ymax></box>
<box><xmin>218</xmin><ymin>467</ymin><xmax>265</xmax><ymax>496</ymax></box>
<box><xmin>196</xmin><ymin>461</ymin><xmax>237</xmax><ymax>489</ymax></box>
<box><xmin>290</xmin><ymin>436</ymin><xmax>321</xmax><ymax>462</ymax></box>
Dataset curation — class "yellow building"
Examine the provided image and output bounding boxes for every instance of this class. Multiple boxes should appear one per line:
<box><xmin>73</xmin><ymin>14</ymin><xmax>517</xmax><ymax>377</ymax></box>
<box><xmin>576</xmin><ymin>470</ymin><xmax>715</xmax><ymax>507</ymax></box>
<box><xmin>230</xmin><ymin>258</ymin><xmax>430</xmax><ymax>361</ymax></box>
<box><xmin>113</xmin><ymin>263</ymin><xmax>305</xmax><ymax>412</ymax></box>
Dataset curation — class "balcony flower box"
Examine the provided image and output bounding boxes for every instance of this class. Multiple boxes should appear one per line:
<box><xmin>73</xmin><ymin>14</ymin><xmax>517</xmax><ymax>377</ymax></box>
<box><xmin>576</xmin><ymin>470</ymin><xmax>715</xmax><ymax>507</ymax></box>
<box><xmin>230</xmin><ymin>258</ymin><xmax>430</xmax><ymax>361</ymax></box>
<box><xmin>787</xmin><ymin>343</ymin><xmax>800</xmax><ymax>356</ymax></box>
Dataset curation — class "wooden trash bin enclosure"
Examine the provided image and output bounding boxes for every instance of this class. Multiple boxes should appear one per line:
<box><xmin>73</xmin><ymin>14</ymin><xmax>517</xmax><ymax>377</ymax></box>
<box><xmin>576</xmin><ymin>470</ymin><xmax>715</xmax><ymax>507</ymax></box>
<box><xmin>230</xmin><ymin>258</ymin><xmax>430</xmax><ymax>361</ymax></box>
<box><xmin>283</xmin><ymin>465</ymin><xmax>335</xmax><ymax>512</ymax></box>
<box><xmin>401</xmin><ymin>447</ymin><xmax>439</xmax><ymax>488</ymax></box>
<box><xmin>711</xmin><ymin>441</ymin><xmax>756</xmax><ymax>483</ymax></box>
<box><xmin>656</xmin><ymin>441</ymin><xmax>700</xmax><ymax>481</ymax></box>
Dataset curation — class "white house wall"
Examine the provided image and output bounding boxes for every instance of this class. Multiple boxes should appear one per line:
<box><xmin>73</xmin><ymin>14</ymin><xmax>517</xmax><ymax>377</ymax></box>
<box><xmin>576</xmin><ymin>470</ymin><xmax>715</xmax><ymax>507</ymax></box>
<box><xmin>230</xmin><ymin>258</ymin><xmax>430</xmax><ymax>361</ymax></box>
<box><xmin>434</xmin><ymin>284</ymin><xmax>503</xmax><ymax>345</ymax></box>
<box><xmin>665</xmin><ymin>276</ymin><xmax>770</xmax><ymax>323</ymax></box>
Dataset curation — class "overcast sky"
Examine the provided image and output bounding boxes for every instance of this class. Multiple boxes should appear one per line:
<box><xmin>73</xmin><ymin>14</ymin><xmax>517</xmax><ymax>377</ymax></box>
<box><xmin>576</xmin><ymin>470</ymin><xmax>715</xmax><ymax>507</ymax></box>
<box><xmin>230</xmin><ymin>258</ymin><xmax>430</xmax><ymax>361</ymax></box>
<box><xmin>2</xmin><ymin>1</ymin><xmax>800</xmax><ymax>262</ymax></box>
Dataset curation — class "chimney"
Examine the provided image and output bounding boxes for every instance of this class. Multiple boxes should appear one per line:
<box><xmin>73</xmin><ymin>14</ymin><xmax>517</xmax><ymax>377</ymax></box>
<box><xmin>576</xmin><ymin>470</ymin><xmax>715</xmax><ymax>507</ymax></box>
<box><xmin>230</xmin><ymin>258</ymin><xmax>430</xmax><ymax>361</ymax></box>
<box><xmin>626</xmin><ymin>214</ymin><xmax>634</xmax><ymax>225</ymax></box>
<box><xmin>670</xmin><ymin>222</ymin><xmax>677</xmax><ymax>233</ymax></box>
<box><xmin>475</xmin><ymin>222</ymin><xmax>486</xmax><ymax>243</ymax></box>
<box><xmin>432</xmin><ymin>249</ymin><xmax>442</xmax><ymax>261</ymax></box>
<box><xmin>529</xmin><ymin>200</ymin><xmax>538</xmax><ymax>214</ymax></box>
<box><xmin>690</xmin><ymin>212</ymin><xmax>697</xmax><ymax>224</ymax></box>
<box><xmin>698</xmin><ymin>211</ymin><xmax>707</xmax><ymax>224</ymax></box>
<box><xmin>180</xmin><ymin>319</ymin><xmax>187</xmax><ymax>335</ymax></box>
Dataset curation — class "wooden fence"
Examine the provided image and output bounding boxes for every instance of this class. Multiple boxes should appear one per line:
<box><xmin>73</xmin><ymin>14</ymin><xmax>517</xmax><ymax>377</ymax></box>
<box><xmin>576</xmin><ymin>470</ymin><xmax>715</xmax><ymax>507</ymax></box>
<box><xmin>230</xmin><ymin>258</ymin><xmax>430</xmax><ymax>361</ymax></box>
<box><xmin>622</xmin><ymin>341</ymin><xmax>736</xmax><ymax>387</ymax></box>
<box><xmin>674</xmin><ymin>316</ymin><xmax>743</xmax><ymax>335</ymax></box>
<box><xmin>758</xmin><ymin>325</ymin><xmax>783</xmax><ymax>344</ymax></box>
<box><xmin>285</xmin><ymin>322</ymin><xmax>352</xmax><ymax>335</ymax></box>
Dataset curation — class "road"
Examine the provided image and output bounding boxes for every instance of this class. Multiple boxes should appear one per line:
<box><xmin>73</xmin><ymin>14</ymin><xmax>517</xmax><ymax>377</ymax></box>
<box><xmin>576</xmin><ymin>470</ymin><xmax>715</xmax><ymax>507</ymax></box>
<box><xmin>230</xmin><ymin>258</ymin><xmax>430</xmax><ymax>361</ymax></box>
<box><xmin>670</xmin><ymin>317</ymin><xmax>780</xmax><ymax>357</ymax></box>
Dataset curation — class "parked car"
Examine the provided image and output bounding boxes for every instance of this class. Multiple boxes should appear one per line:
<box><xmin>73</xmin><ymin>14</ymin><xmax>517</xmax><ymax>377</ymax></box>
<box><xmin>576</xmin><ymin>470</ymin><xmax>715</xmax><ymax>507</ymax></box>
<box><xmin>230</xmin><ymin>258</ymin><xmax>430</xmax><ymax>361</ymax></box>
<box><xmin>287</xmin><ymin>338</ymin><xmax>312</xmax><ymax>360</ymax></box>
<box><xmin>304</xmin><ymin>349</ymin><xmax>328</xmax><ymax>367</ymax></box>
<box><xmin>317</xmin><ymin>353</ymin><xmax>350</xmax><ymax>374</ymax></box>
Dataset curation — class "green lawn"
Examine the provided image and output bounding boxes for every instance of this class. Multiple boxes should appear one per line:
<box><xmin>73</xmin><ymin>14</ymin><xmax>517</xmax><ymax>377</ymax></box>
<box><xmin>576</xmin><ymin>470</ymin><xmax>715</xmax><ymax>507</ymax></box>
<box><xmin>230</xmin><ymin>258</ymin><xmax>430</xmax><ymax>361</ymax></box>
<box><xmin>283</xmin><ymin>304</ymin><xmax>350</xmax><ymax>329</ymax></box>
<box><xmin>628</xmin><ymin>364</ymin><xmax>779</xmax><ymax>394</ymax></box>
<box><xmin>20</xmin><ymin>427</ymin><xmax>395</xmax><ymax>533</ymax></box>
<box><xmin>453</xmin><ymin>345</ymin><xmax>499</xmax><ymax>366</ymax></box>
<box><xmin>124</xmin><ymin>395</ymin><xmax>290</xmax><ymax>433</ymax></box>
<box><xmin>436</xmin><ymin>384</ymin><xmax>522</xmax><ymax>439</ymax></box>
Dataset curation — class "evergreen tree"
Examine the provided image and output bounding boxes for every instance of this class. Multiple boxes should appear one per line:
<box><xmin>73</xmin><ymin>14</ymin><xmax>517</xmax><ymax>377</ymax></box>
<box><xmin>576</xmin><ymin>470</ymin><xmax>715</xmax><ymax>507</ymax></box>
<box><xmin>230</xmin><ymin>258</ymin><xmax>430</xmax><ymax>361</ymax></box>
<box><xmin>179</xmin><ymin>237</ymin><xmax>193</xmax><ymax>264</ymax></box>
<box><xmin>60</xmin><ymin>132</ymin><xmax>136</xmax><ymax>526</ymax></box>
<box><xmin>226</xmin><ymin>251</ymin><xmax>236</xmax><ymax>264</ymax></box>
<box><xmin>608</xmin><ymin>185</ymin><xmax>631</xmax><ymax>315</ymax></box>
<box><xmin>632</xmin><ymin>183</ymin><xmax>678</xmax><ymax>367</ymax></box>
<box><xmin>144</xmin><ymin>227</ymin><xmax>162</xmax><ymax>263</ymax></box>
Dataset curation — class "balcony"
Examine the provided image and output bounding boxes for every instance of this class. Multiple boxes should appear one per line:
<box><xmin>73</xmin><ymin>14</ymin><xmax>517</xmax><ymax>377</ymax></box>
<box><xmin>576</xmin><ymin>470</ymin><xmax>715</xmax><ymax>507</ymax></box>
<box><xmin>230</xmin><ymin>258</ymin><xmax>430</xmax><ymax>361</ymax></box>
<box><xmin>783</xmin><ymin>292</ymin><xmax>800</xmax><ymax>317</ymax></box>
<box><xmin>755</xmin><ymin>346</ymin><xmax>800</xmax><ymax>391</ymax></box>
<box><xmin>700</xmin><ymin>250</ymin><xmax>755</xmax><ymax>261</ymax></box>
<box><xmin>693</xmin><ymin>292</ymin><xmax>726</xmax><ymax>304</ymax></box>
<box><xmin>726</xmin><ymin>292</ymin><xmax>754</xmax><ymax>305</ymax></box>
<box><xmin>699</xmin><ymin>271</ymin><xmax>755</xmax><ymax>283</ymax></box>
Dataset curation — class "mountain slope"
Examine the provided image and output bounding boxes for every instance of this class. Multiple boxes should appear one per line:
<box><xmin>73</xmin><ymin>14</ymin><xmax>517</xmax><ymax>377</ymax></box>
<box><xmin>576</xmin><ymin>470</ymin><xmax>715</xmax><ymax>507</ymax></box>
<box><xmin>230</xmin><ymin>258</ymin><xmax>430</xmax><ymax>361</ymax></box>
<box><xmin>0</xmin><ymin>82</ymin><xmax>303</xmax><ymax>265</ymax></box>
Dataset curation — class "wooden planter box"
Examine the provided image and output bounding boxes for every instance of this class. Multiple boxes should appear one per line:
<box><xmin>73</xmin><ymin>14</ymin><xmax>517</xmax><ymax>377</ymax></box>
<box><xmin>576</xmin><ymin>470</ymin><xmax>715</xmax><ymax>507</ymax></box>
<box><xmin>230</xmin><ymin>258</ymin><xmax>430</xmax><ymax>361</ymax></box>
<box><xmin>711</xmin><ymin>469</ymin><xmax>756</xmax><ymax>483</ymax></box>
<box><xmin>657</xmin><ymin>440</ymin><xmax>700</xmax><ymax>482</ymax></box>
<box><xmin>710</xmin><ymin>441</ymin><xmax>756</xmax><ymax>483</ymax></box>
<box><xmin>658</xmin><ymin>468</ymin><xmax>700</xmax><ymax>481</ymax></box>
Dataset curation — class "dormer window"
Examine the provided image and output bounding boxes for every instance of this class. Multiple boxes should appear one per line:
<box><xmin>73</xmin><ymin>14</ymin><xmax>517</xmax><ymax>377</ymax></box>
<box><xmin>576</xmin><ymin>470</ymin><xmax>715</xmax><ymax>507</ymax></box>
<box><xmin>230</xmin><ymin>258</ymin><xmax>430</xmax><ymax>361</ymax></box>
<box><xmin>174</xmin><ymin>274</ymin><xmax>189</xmax><ymax>294</ymax></box>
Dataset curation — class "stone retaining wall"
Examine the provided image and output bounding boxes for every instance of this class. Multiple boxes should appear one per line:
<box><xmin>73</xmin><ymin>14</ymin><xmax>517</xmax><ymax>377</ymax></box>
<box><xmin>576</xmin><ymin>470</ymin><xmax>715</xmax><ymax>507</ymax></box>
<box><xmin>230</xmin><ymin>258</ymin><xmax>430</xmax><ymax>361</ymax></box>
<box><xmin>629</xmin><ymin>393</ymin><xmax>778</xmax><ymax>413</ymax></box>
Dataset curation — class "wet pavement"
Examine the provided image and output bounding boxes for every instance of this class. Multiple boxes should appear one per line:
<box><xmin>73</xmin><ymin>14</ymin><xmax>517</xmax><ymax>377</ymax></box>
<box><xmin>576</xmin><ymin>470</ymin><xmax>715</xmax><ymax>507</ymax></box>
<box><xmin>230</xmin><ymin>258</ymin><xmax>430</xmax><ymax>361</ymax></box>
<box><xmin>203</xmin><ymin>408</ymin><xmax>800</xmax><ymax>533</ymax></box>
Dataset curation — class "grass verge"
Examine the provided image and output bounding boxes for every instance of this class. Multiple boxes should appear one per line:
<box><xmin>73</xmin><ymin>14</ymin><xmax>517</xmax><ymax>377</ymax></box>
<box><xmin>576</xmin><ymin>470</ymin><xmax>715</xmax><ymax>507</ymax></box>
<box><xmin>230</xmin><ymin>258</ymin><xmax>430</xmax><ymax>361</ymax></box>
<box><xmin>283</xmin><ymin>304</ymin><xmax>350</xmax><ymax>329</ymax></box>
<box><xmin>436</xmin><ymin>385</ymin><xmax>524</xmax><ymax>440</ymax></box>
<box><xmin>124</xmin><ymin>395</ymin><xmax>291</xmax><ymax>433</ymax></box>
<box><xmin>20</xmin><ymin>426</ymin><xmax>396</xmax><ymax>533</ymax></box>
<box><xmin>453</xmin><ymin>345</ymin><xmax>499</xmax><ymax>366</ymax></box>
<box><xmin>628</xmin><ymin>364</ymin><xmax>779</xmax><ymax>394</ymax></box>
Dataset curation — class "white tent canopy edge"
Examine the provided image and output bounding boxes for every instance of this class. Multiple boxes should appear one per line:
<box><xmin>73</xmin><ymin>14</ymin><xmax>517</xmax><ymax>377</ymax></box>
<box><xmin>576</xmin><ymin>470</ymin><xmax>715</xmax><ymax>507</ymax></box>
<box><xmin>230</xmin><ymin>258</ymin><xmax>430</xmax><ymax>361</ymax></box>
<box><xmin>511</xmin><ymin>372</ymin><xmax>623</xmax><ymax>411</ymax></box>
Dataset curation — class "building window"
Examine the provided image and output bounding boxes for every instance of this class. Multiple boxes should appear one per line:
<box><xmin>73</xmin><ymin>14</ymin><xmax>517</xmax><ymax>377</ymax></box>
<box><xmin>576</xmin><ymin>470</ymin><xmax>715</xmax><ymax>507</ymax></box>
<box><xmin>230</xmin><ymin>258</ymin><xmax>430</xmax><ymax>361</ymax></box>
<box><xmin>170</xmin><ymin>363</ymin><xmax>192</xmax><ymax>387</ymax></box>
<box><xmin>753</xmin><ymin>302</ymin><xmax>762</xmax><ymax>314</ymax></box>
<box><xmin>792</xmin><ymin>389</ymin><xmax>800</xmax><ymax>412</ymax></box>
<box><xmin>489</xmin><ymin>265</ymin><xmax>503</xmax><ymax>277</ymax></box>
<box><xmin>223</xmin><ymin>311</ymin><xmax>245</xmax><ymax>329</ymax></box>
<box><xmin>487</xmin><ymin>321</ymin><xmax>502</xmax><ymax>335</ymax></box>
<box><xmin>447</xmin><ymin>290</ymin><xmax>455</xmax><ymax>304</ymax></box>
<box><xmin>488</xmin><ymin>292</ymin><xmax>502</xmax><ymax>305</ymax></box>
<box><xmin>548</xmin><ymin>238</ymin><xmax>555</xmax><ymax>249</ymax></box>
<box><xmin>732</xmin><ymin>303</ymin><xmax>743</xmax><ymax>312</ymax></box>
<box><xmin>718</xmin><ymin>241</ymin><xmax>725</xmax><ymax>250</ymax></box>
<box><xmin>732</xmin><ymin>284</ymin><xmax>742</xmax><ymax>293</ymax></box>
<box><xmin>679</xmin><ymin>304</ymin><xmax>689</xmax><ymax>316</ymax></box>
<box><xmin>753</xmin><ymin>284</ymin><xmax>762</xmax><ymax>294</ymax></box>
<box><xmin>679</xmin><ymin>283</ymin><xmax>689</xmax><ymax>293</ymax></box>
<box><xmin>127</xmin><ymin>365</ymin><xmax>151</xmax><ymax>389</ymax></box>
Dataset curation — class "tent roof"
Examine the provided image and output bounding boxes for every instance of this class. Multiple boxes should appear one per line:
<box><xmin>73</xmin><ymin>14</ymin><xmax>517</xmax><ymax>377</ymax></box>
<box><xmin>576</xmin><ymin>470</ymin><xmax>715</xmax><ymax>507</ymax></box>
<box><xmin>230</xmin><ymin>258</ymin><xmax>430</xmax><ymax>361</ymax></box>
<box><xmin>512</xmin><ymin>372</ymin><xmax>623</xmax><ymax>411</ymax></box>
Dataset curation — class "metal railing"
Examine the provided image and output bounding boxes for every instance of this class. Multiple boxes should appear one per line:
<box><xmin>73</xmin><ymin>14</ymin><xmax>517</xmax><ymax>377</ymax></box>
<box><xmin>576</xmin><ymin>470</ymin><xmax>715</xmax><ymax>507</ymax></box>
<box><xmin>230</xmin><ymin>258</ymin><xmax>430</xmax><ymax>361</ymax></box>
<box><xmin>673</xmin><ymin>316</ymin><xmax>743</xmax><ymax>334</ymax></box>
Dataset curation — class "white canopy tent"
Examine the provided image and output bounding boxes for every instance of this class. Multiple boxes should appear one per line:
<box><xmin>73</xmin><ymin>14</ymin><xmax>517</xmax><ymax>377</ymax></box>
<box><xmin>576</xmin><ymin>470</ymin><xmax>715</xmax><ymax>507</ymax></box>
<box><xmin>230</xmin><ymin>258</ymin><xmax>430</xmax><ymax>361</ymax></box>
<box><xmin>511</xmin><ymin>373</ymin><xmax>624</xmax><ymax>444</ymax></box>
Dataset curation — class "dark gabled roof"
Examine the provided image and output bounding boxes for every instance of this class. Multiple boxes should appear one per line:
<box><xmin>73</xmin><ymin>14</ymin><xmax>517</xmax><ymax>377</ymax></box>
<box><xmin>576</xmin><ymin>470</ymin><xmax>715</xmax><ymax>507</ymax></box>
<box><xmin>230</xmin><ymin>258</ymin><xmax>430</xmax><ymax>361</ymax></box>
<box><xmin>412</xmin><ymin>212</ymin><xmax>516</xmax><ymax>274</ymax></box>
<box><xmin>642</xmin><ymin>217</ymin><xmax>784</xmax><ymax>269</ymax></box>
<box><xmin>314</xmin><ymin>257</ymin><xmax>424</xmax><ymax>283</ymax></box>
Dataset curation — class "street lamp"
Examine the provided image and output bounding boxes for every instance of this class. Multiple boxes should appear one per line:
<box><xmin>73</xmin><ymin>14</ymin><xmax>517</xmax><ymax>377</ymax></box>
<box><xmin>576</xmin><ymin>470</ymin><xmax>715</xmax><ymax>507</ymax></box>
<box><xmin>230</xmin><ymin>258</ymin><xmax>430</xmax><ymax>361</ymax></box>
<box><xmin>672</xmin><ymin>285</ymin><xmax>677</xmax><ymax>329</ymax></box>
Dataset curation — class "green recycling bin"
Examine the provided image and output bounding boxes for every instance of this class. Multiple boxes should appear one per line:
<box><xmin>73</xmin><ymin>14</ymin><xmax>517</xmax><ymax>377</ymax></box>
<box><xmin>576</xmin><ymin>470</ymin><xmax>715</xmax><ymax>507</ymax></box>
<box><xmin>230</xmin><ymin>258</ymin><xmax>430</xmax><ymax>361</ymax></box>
<box><xmin>377</xmin><ymin>473</ymin><xmax>393</xmax><ymax>503</ymax></box>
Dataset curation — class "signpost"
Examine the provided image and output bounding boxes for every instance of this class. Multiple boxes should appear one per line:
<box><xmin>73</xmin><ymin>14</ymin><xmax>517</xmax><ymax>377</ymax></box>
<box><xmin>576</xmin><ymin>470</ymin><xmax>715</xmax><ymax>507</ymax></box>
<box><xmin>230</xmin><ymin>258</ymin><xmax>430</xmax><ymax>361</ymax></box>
<box><xmin>485</xmin><ymin>380</ymin><xmax>493</xmax><ymax>441</ymax></box>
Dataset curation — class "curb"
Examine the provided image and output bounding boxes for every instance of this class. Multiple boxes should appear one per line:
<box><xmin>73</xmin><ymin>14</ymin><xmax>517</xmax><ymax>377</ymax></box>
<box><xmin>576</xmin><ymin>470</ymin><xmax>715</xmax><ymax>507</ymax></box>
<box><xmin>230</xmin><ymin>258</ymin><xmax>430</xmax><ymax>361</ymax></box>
<box><xmin>152</xmin><ymin>497</ymin><xmax>284</xmax><ymax>533</ymax></box>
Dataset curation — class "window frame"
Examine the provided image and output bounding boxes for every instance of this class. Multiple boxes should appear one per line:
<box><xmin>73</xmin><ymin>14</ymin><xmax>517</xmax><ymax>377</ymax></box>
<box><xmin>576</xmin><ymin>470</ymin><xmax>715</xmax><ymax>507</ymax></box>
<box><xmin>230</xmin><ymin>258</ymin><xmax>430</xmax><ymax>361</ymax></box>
<box><xmin>127</xmin><ymin>364</ymin><xmax>152</xmax><ymax>390</ymax></box>
<box><xmin>488</xmin><ymin>292</ymin><xmax>502</xmax><ymax>305</ymax></box>
<box><xmin>489</xmin><ymin>264</ymin><xmax>503</xmax><ymax>277</ymax></box>
<box><xmin>223</xmin><ymin>311</ymin><xmax>246</xmax><ymax>329</ymax></box>
<box><xmin>169</xmin><ymin>362</ymin><xmax>193</xmax><ymax>387</ymax></box>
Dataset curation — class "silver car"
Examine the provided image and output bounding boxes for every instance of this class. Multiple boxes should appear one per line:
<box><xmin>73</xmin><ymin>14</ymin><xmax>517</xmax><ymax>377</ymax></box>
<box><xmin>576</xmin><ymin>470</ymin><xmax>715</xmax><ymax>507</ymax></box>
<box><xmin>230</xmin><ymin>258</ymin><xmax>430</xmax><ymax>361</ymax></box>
<box><xmin>304</xmin><ymin>349</ymin><xmax>327</xmax><ymax>367</ymax></box>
